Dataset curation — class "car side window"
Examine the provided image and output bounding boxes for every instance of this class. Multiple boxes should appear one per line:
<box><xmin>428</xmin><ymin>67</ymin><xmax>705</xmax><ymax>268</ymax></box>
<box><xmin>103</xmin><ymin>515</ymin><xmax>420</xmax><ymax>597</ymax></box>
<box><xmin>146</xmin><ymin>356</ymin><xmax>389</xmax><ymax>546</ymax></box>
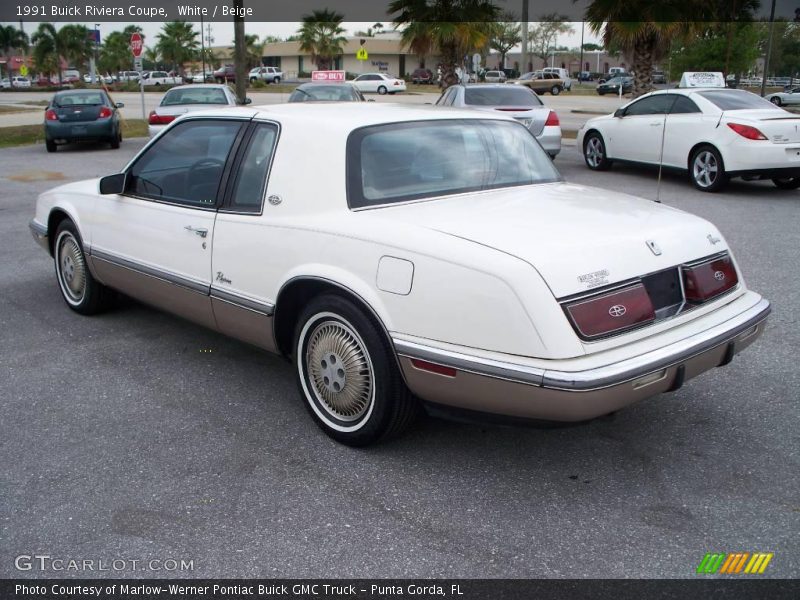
<box><xmin>669</xmin><ymin>95</ymin><xmax>700</xmax><ymax>114</ymax></box>
<box><xmin>127</xmin><ymin>119</ymin><xmax>242</xmax><ymax>208</ymax></box>
<box><xmin>624</xmin><ymin>95</ymin><xmax>673</xmax><ymax>116</ymax></box>
<box><xmin>225</xmin><ymin>123</ymin><xmax>279</xmax><ymax>213</ymax></box>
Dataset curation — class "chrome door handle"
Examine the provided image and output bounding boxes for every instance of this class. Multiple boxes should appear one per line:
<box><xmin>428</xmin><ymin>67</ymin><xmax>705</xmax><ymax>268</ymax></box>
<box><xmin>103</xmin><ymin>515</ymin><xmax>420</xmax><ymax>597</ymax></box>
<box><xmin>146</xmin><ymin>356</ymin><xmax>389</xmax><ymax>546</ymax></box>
<box><xmin>184</xmin><ymin>226</ymin><xmax>208</xmax><ymax>238</ymax></box>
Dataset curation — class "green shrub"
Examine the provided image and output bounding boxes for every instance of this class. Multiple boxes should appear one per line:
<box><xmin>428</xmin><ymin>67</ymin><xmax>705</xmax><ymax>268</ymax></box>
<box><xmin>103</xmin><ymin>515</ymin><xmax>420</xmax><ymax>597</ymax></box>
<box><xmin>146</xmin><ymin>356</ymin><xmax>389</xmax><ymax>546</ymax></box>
<box><xmin>251</xmin><ymin>79</ymin><xmax>267</xmax><ymax>89</ymax></box>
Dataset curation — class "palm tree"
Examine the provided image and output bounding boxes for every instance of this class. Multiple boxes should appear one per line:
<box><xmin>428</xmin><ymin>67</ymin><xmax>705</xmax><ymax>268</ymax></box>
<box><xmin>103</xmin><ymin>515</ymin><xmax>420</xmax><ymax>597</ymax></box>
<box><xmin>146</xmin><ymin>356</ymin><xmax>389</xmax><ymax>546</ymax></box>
<box><xmin>0</xmin><ymin>25</ymin><xmax>29</xmax><ymax>81</ymax></box>
<box><xmin>59</xmin><ymin>24</ymin><xmax>94</xmax><ymax>72</ymax></box>
<box><xmin>31</xmin><ymin>24</ymin><xmax>64</xmax><ymax>84</ymax></box>
<box><xmin>156</xmin><ymin>21</ymin><xmax>199</xmax><ymax>75</ymax></box>
<box><xmin>585</xmin><ymin>0</ymin><xmax>698</xmax><ymax>97</ymax></box>
<box><xmin>297</xmin><ymin>9</ymin><xmax>347</xmax><ymax>71</ymax></box>
<box><xmin>390</xmin><ymin>0</ymin><xmax>500</xmax><ymax>88</ymax></box>
<box><xmin>99</xmin><ymin>31</ymin><xmax>132</xmax><ymax>75</ymax></box>
<box><xmin>244</xmin><ymin>34</ymin><xmax>262</xmax><ymax>68</ymax></box>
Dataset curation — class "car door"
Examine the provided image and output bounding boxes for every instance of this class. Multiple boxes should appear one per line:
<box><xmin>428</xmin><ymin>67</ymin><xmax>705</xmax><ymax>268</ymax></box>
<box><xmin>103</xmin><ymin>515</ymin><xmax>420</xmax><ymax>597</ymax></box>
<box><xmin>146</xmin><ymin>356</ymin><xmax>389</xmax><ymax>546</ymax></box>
<box><xmin>789</xmin><ymin>88</ymin><xmax>800</xmax><ymax>105</ymax></box>
<box><xmin>354</xmin><ymin>74</ymin><xmax>377</xmax><ymax>93</ymax></box>
<box><xmin>661</xmin><ymin>94</ymin><xmax>713</xmax><ymax>169</ymax></box>
<box><xmin>604</xmin><ymin>94</ymin><xmax>674</xmax><ymax>163</ymax></box>
<box><xmin>209</xmin><ymin>120</ymin><xmax>281</xmax><ymax>351</ymax></box>
<box><xmin>88</xmin><ymin>118</ymin><xmax>247</xmax><ymax>328</ymax></box>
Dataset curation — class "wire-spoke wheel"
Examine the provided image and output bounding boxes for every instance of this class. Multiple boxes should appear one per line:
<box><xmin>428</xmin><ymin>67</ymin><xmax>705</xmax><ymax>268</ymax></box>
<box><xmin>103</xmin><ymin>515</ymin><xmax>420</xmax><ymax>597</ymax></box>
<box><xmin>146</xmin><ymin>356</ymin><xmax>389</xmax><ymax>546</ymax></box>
<box><xmin>690</xmin><ymin>146</ymin><xmax>727</xmax><ymax>192</ymax></box>
<box><xmin>583</xmin><ymin>133</ymin><xmax>611</xmax><ymax>171</ymax></box>
<box><xmin>294</xmin><ymin>294</ymin><xmax>418</xmax><ymax>445</ymax></box>
<box><xmin>53</xmin><ymin>220</ymin><xmax>113</xmax><ymax>315</ymax></box>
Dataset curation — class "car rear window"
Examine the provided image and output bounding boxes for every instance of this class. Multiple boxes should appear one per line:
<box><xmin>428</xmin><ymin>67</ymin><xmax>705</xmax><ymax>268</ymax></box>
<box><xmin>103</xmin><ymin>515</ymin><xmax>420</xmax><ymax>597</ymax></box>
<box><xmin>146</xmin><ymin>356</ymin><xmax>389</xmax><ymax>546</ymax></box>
<box><xmin>162</xmin><ymin>88</ymin><xmax>228</xmax><ymax>105</ymax></box>
<box><xmin>697</xmin><ymin>91</ymin><xmax>779</xmax><ymax>111</ymax></box>
<box><xmin>289</xmin><ymin>85</ymin><xmax>357</xmax><ymax>102</ymax></box>
<box><xmin>347</xmin><ymin>119</ymin><xmax>560</xmax><ymax>208</ymax></box>
<box><xmin>55</xmin><ymin>92</ymin><xmax>106</xmax><ymax>106</ymax></box>
<box><xmin>464</xmin><ymin>87</ymin><xmax>541</xmax><ymax>107</ymax></box>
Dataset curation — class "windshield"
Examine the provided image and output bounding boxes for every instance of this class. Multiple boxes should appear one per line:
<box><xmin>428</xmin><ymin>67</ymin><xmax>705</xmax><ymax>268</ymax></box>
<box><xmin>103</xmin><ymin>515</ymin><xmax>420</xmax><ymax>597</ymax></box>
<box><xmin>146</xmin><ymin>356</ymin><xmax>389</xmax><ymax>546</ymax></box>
<box><xmin>697</xmin><ymin>90</ymin><xmax>779</xmax><ymax>111</ymax></box>
<box><xmin>519</xmin><ymin>72</ymin><xmax>535</xmax><ymax>80</ymax></box>
<box><xmin>347</xmin><ymin>119</ymin><xmax>560</xmax><ymax>208</ymax></box>
<box><xmin>465</xmin><ymin>86</ymin><xmax>541</xmax><ymax>107</ymax></box>
<box><xmin>161</xmin><ymin>88</ymin><xmax>228</xmax><ymax>105</ymax></box>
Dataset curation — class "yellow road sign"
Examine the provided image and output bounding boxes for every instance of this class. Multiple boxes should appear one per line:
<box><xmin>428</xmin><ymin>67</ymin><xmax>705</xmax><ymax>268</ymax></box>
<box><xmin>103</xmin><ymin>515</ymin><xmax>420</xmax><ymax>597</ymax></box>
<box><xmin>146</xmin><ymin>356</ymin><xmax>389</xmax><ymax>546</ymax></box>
<box><xmin>19</xmin><ymin>64</ymin><xmax>28</xmax><ymax>76</ymax></box>
<box><xmin>356</xmin><ymin>48</ymin><xmax>368</xmax><ymax>61</ymax></box>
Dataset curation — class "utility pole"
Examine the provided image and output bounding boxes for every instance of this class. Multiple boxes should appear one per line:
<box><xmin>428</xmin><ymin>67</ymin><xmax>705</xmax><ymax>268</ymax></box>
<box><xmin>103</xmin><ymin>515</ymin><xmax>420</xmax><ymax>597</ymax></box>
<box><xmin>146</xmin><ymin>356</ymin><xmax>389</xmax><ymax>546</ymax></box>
<box><xmin>520</xmin><ymin>0</ymin><xmax>528</xmax><ymax>75</ymax></box>
<box><xmin>760</xmin><ymin>0</ymin><xmax>777</xmax><ymax>97</ymax></box>
<box><xmin>200</xmin><ymin>13</ymin><xmax>206</xmax><ymax>80</ymax></box>
<box><xmin>579</xmin><ymin>21</ymin><xmax>584</xmax><ymax>83</ymax></box>
<box><xmin>233</xmin><ymin>0</ymin><xmax>247</xmax><ymax>103</ymax></box>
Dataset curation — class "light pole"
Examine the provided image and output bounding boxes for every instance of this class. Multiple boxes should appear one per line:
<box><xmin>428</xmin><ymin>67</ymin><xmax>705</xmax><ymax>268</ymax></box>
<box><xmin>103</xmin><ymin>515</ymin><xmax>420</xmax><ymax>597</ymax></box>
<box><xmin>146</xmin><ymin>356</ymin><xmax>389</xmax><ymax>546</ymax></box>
<box><xmin>200</xmin><ymin>13</ymin><xmax>206</xmax><ymax>81</ymax></box>
<box><xmin>760</xmin><ymin>0</ymin><xmax>777</xmax><ymax>97</ymax></box>
<box><xmin>93</xmin><ymin>23</ymin><xmax>100</xmax><ymax>84</ymax></box>
<box><xmin>521</xmin><ymin>0</ymin><xmax>528</xmax><ymax>76</ymax></box>
<box><xmin>579</xmin><ymin>21</ymin><xmax>584</xmax><ymax>84</ymax></box>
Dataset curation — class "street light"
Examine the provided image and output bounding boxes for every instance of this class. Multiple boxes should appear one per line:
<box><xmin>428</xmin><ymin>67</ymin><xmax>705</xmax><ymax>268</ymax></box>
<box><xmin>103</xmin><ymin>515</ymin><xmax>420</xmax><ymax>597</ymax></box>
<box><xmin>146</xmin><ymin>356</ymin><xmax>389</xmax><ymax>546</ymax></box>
<box><xmin>760</xmin><ymin>0</ymin><xmax>777</xmax><ymax>97</ymax></box>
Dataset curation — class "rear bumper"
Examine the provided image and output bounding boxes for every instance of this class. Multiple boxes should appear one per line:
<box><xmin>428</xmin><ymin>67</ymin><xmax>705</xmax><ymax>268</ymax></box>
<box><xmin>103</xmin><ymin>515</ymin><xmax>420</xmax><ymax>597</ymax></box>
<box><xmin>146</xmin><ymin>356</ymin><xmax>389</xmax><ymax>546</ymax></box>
<box><xmin>725</xmin><ymin>142</ymin><xmax>800</xmax><ymax>174</ymax></box>
<box><xmin>536</xmin><ymin>126</ymin><xmax>562</xmax><ymax>156</ymax></box>
<box><xmin>45</xmin><ymin>119</ymin><xmax>115</xmax><ymax>141</ymax></box>
<box><xmin>394</xmin><ymin>297</ymin><xmax>770</xmax><ymax>422</ymax></box>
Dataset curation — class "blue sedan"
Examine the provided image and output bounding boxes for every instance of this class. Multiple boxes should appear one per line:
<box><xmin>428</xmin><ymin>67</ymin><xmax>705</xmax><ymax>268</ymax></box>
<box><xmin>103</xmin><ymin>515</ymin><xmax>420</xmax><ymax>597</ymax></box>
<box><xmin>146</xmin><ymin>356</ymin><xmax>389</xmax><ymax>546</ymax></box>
<box><xmin>44</xmin><ymin>90</ymin><xmax>124</xmax><ymax>152</ymax></box>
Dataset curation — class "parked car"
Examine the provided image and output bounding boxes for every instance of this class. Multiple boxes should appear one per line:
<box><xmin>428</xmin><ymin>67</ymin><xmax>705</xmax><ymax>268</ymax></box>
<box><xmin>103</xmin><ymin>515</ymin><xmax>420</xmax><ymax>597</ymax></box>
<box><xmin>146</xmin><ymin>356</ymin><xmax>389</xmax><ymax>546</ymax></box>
<box><xmin>514</xmin><ymin>71</ymin><xmax>564</xmax><ymax>95</ymax></box>
<box><xmin>61</xmin><ymin>70</ymin><xmax>81</xmax><ymax>84</ymax></box>
<box><xmin>43</xmin><ymin>89</ymin><xmax>124</xmax><ymax>152</ymax></box>
<box><xmin>578</xmin><ymin>71</ymin><xmax>594</xmax><ymax>82</ymax></box>
<box><xmin>9</xmin><ymin>76</ymin><xmax>31</xmax><ymax>88</ymax></box>
<box><xmin>140</xmin><ymin>71</ymin><xmax>181</xmax><ymax>86</ymax></box>
<box><xmin>288</xmin><ymin>82</ymin><xmax>366</xmax><ymax>103</ymax></box>
<box><xmin>148</xmin><ymin>84</ymin><xmax>240</xmax><ymax>137</ymax></box>
<box><xmin>29</xmin><ymin>103</ymin><xmax>771</xmax><ymax>445</ymax></box>
<box><xmin>248</xmin><ymin>66</ymin><xmax>283</xmax><ymax>84</ymax></box>
<box><xmin>183</xmin><ymin>70</ymin><xmax>214</xmax><ymax>84</ymax></box>
<box><xmin>411</xmin><ymin>68</ymin><xmax>434</xmax><ymax>84</ymax></box>
<box><xmin>652</xmin><ymin>70</ymin><xmax>667</xmax><ymax>84</ymax></box>
<box><xmin>578</xmin><ymin>87</ymin><xmax>800</xmax><ymax>191</ymax></box>
<box><xmin>117</xmin><ymin>71</ymin><xmax>140</xmax><ymax>83</ymax></box>
<box><xmin>765</xmin><ymin>87</ymin><xmax>800</xmax><ymax>107</ymax></box>
<box><xmin>596</xmin><ymin>76</ymin><xmax>633</xmax><ymax>95</ymax></box>
<box><xmin>214</xmin><ymin>65</ymin><xmax>237</xmax><ymax>83</ymax></box>
<box><xmin>542</xmin><ymin>67</ymin><xmax>572</xmax><ymax>90</ymax></box>
<box><xmin>435</xmin><ymin>84</ymin><xmax>561</xmax><ymax>158</ymax></box>
<box><xmin>352</xmin><ymin>72</ymin><xmax>407</xmax><ymax>95</ymax></box>
<box><xmin>483</xmin><ymin>70</ymin><xmax>507</xmax><ymax>83</ymax></box>
<box><xmin>0</xmin><ymin>78</ymin><xmax>9</xmax><ymax>89</ymax></box>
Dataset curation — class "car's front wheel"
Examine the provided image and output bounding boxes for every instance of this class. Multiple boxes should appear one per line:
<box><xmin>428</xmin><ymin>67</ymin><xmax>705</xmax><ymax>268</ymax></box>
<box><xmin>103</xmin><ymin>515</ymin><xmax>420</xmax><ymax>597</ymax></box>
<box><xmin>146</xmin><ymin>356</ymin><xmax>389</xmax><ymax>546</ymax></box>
<box><xmin>53</xmin><ymin>220</ymin><xmax>113</xmax><ymax>315</ymax></box>
<box><xmin>770</xmin><ymin>97</ymin><xmax>782</xmax><ymax>106</ymax></box>
<box><xmin>273</xmin><ymin>77</ymin><xmax>280</xmax><ymax>84</ymax></box>
<box><xmin>551</xmin><ymin>85</ymin><xmax>561</xmax><ymax>95</ymax></box>
<box><xmin>772</xmin><ymin>177</ymin><xmax>800</xmax><ymax>189</ymax></box>
<box><xmin>583</xmin><ymin>132</ymin><xmax>612</xmax><ymax>171</ymax></box>
<box><xmin>377</xmin><ymin>85</ymin><xmax>388</xmax><ymax>95</ymax></box>
<box><xmin>293</xmin><ymin>294</ymin><xmax>418</xmax><ymax>446</ymax></box>
<box><xmin>690</xmin><ymin>146</ymin><xmax>728</xmax><ymax>192</ymax></box>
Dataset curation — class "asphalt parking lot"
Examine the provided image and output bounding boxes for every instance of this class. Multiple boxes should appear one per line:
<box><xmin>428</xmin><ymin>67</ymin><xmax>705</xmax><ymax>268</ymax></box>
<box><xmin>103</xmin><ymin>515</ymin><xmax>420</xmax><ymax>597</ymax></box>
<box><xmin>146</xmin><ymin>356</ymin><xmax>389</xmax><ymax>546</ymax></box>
<box><xmin>1</xmin><ymin>137</ymin><xmax>798</xmax><ymax>579</ymax></box>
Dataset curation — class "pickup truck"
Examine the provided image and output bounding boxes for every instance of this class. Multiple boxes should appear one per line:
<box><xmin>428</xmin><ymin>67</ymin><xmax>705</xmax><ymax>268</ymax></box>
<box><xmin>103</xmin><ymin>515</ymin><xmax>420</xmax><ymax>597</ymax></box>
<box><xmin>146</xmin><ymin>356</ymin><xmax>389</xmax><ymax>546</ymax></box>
<box><xmin>249</xmin><ymin>66</ymin><xmax>283</xmax><ymax>84</ymax></box>
<box><xmin>514</xmin><ymin>71</ymin><xmax>565</xmax><ymax>95</ymax></box>
<box><xmin>140</xmin><ymin>71</ymin><xmax>181</xmax><ymax>86</ymax></box>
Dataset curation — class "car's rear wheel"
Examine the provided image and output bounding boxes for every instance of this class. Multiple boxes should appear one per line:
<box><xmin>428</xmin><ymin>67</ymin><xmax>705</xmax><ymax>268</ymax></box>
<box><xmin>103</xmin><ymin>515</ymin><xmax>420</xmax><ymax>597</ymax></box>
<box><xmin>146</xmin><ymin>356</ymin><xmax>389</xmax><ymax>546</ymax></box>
<box><xmin>583</xmin><ymin>132</ymin><xmax>612</xmax><ymax>171</ymax></box>
<box><xmin>772</xmin><ymin>177</ymin><xmax>800</xmax><ymax>189</ymax></box>
<box><xmin>45</xmin><ymin>139</ymin><xmax>57</xmax><ymax>153</ymax></box>
<box><xmin>273</xmin><ymin>77</ymin><xmax>280</xmax><ymax>84</ymax></box>
<box><xmin>109</xmin><ymin>129</ymin><xmax>121</xmax><ymax>149</ymax></box>
<box><xmin>690</xmin><ymin>146</ymin><xmax>728</xmax><ymax>192</ymax></box>
<box><xmin>770</xmin><ymin>97</ymin><xmax>782</xmax><ymax>106</ymax></box>
<box><xmin>293</xmin><ymin>294</ymin><xmax>418</xmax><ymax>446</ymax></box>
<box><xmin>249</xmin><ymin>77</ymin><xmax>257</xmax><ymax>83</ymax></box>
<box><xmin>377</xmin><ymin>85</ymin><xmax>388</xmax><ymax>95</ymax></box>
<box><xmin>53</xmin><ymin>220</ymin><xmax>113</xmax><ymax>315</ymax></box>
<box><xmin>551</xmin><ymin>85</ymin><xmax>561</xmax><ymax>95</ymax></box>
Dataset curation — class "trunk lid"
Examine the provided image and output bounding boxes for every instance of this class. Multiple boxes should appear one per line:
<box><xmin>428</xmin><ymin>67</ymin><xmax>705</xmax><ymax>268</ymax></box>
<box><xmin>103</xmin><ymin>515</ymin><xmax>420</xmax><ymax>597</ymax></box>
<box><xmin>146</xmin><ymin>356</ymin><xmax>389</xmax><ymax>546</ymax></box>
<box><xmin>725</xmin><ymin>109</ymin><xmax>800</xmax><ymax>144</ymax></box>
<box><xmin>56</xmin><ymin>104</ymin><xmax>103</xmax><ymax>122</ymax></box>
<box><xmin>375</xmin><ymin>182</ymin><xmax>725</xmax><ymax>298</ymax></box>
<box><xmin>472</xmin><ymin>106</ymin><xmax>550</xmax><ymax>135</ymax></box>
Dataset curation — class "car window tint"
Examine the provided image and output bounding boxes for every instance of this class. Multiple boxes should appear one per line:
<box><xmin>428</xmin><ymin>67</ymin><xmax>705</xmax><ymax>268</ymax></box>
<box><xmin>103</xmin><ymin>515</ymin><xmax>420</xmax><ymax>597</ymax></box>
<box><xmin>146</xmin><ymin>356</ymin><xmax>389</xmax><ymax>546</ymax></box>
<box><xmin>162</xmin><ymin>88</ymin><xmax>228</xmax><ymax>105</ymax></box>
<box><xmin>465</xmin><ymin>87</ymin><xmax>541</xmax><ymax>107</ymax></box>
<box><xmin>669</xmin><ymin>95</ymin><xmax>700</xmax><ymax>114</ymax></box>
<box><xmin>698</xmin><ymin>91</ymin><xmax>779</xmax><ymax>111</ymax></box>
<box><xmin>348</xmin><ymin>119</ymin><xmax>560</xmax><ymax>208</ymax></box>
<box><xmin>128</xmin><ymin>120</ymin><xmax>242</xmax><ymax>207</ymax></box>
<box><xmin>228</xmin><ymin>123</ymin><xmax>279</xmax><ymax>212</ymax></box>
<box><xmin>624</xmin><ymin>95</ymin><xmax>674</xmax><ymax>116</ymax></box>
<box><xmin>56</xmin><ymin>92</ymin><xmax>106</xmax><ymax>106</ymax></box>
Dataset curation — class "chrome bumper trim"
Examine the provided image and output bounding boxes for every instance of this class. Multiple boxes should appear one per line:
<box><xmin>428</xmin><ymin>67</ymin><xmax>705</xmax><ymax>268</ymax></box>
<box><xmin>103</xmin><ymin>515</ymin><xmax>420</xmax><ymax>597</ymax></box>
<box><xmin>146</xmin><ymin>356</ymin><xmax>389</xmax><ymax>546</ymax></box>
<box><xmin>29</xmin><ymin>220</ymin><xmax>49</xmax><ymax>251</ymax></box>
<box><xmin>394</xmin><ymin>298</ymin><xmax>771</xmax><ymax>392</ymax></box>
<box><xmin>90</xmin><ymin>248</ymin><xmax>210</xmax><ymax>295</ymax></box>
<box><xmin>210</xmin><ymin>286</ymin><xmax>275</xmax><ymax>316</ymax></box>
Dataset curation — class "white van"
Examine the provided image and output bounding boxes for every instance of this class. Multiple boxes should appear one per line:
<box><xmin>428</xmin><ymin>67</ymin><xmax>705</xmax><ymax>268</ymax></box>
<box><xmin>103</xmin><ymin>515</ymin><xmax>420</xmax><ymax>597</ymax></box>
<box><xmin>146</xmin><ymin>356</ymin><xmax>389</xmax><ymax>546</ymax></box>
<box><xmin>543</xmin><ymin>67</ymin><xmax>572</xmax><ymax>90</ymax></box>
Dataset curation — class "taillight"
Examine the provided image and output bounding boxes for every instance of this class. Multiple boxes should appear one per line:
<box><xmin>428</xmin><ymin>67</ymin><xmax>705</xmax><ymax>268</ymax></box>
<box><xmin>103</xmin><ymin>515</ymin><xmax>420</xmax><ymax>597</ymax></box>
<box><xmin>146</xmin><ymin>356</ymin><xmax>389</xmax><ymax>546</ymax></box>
<box><xmin>727</xmin><ymin>122</ymin><xmax>767</xmax><ymax>140</ymax></box>
<box><xmin>98</xmin><ymin>106</ymin><xmax>112</xmax><ymax>119</ymax></box>
<box><xmin>394</xmin><ymin>80</ymin><xmax>402</xmax><ymax>86</ymax></box>
<box><xmin>148</xmin><ymin>111</ymin><xmax>175</xmax><ymax>125</ymax></box>
<box><xmin>545</xmin><ymin>110</ymin><xmax>559</xmax><ymax>127</ymax></box>
<box><xmin>682</xmin><ymin>255</ymin><xmax>738</xmax><ymax>303</ymax></box>
<box><xmin>564</xmin><ymin>283</ymin><xmax>655</xmax><ymax>340</ymax></box>
<box><xmin>45</xmin><ymin>109</ymin><xmax>58</xmax><ymax>121</ymax></box>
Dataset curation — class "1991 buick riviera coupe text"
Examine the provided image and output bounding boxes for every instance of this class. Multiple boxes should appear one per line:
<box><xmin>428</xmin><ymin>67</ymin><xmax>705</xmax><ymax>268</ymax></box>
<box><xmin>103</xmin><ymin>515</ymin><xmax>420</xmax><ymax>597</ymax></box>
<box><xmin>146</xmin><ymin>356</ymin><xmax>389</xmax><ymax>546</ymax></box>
<box><xmin>30</xmin><ymin>104</ymin><xmax>770</xmax><ymax>445</ymax></box>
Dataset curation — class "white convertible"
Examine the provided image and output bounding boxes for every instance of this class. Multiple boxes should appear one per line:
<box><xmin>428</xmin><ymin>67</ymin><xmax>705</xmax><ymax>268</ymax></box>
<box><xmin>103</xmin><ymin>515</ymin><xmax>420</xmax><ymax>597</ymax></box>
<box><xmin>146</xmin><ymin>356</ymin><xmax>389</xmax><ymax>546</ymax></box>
<box><xmin>30</xmin><ymin>104</ymin><xmax>770</xmax><ymax>445</ymax></box>
<box><xmin>578</xmin><ymin>87</ymin><xmax>800</xmax><ymax>191</ymax></box>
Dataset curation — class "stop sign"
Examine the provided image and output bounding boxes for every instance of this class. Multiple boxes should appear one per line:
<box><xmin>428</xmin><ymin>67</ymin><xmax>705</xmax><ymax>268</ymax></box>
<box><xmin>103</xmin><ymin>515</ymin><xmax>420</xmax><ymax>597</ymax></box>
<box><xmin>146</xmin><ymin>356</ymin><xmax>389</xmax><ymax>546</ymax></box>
<box><xmin>130</xmin><ymin>33</ymin><xmax>143</xmax><ymax>58</ymax></box>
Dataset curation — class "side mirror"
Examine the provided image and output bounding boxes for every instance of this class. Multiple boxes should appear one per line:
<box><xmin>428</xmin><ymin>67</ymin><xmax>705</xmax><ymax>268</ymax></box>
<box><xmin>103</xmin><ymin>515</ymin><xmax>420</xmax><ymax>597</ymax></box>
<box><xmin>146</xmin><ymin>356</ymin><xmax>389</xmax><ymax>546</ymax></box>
<box><xmin>99</xmin><ymin>173</ymin><xmax>126</xmax><ymax>195</ymax></box>
<box><xmin>241</xmin><ymin>97</ymin><xmax>252</xmax><ymax>105</ymax></box>
<box><xmin>614</xmin><ymin>108</ymin><xmax>625</xmax><ymax>118</ymax></box>
<box><xmin>115</xmin><ymin>102</ymin><xmax>124</xmax><ymax>108</ymax></box>
<box><xmin>368</xmin><ymin>99</ymin><xmax>375</xmax><ymax>102</ymax></box>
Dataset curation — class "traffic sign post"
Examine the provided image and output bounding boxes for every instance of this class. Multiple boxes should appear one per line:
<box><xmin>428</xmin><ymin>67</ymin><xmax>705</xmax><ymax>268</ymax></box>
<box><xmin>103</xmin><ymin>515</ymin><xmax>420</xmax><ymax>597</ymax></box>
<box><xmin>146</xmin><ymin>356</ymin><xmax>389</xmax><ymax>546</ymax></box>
<box><xmin>130</xmin><ymin>32</ymin><xmax>145</xmax><ymax>120</ymax></box>
<box><xmin>19</xmin><ymin>64</ymin><xmax>28</xmax><ymax>77</ymax></box>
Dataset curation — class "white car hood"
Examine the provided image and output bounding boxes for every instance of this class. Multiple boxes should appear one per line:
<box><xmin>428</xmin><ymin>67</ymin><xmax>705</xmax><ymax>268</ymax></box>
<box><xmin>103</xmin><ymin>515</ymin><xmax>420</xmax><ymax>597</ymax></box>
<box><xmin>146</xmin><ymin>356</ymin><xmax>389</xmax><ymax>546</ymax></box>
<box><xmin>377</xmin><ymin>182</ymin><xmax>727</xmax><ymax>298</ymax></box>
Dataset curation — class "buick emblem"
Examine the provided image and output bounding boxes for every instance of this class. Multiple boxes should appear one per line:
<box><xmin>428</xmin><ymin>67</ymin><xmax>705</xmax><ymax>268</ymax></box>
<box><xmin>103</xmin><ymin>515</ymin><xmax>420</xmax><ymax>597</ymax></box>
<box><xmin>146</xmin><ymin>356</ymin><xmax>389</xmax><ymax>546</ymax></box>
<box><xmin>714</xmin><ymin>271</ymin><xmax>725</xmax><ymax>281</ymax></box>
<box><xmin>608</xmin><ymin>305</ymin><xmax>627</xmax><ymax>317</ymax></box>
<box><xmin>707</xmin><ymin>234</ymin><xmax>721</xmax><ymax>245</ymax></box>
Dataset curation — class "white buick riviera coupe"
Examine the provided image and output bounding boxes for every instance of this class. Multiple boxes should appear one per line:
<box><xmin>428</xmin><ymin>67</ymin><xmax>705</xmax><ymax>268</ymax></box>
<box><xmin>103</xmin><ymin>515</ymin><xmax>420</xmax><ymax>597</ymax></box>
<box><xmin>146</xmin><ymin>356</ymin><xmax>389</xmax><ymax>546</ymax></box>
<box><xmin>30</xmin><ymin>104</ymin><xmax>771</xmax><ymax>445</ymax></box>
